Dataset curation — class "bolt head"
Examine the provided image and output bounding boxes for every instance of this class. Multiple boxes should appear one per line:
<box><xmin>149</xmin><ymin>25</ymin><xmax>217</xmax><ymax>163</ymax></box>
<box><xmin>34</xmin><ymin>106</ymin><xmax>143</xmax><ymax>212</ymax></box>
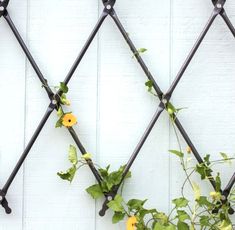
<box><xmin>0</xmin><ymin>6</ymin><xmax>4</xmax><ymax>11</ymax></box>
<box><xmin>106</xmin><ymin>5</ymin><xmax>112</xmax><ymax>10</ymax></box>
<box><xmin>107</xmin><ymin>196</ymin><xmax>113</xmax><ymax>201</ymax></box>
<box><xmin>221</xmin><ymin>195</ymin><xmax>226</xmax><ymax>201</ymax></box>
<box><xmin>216</xmin><ymin>3</ymin><xmax>222</xmax><ymax>8</ymax></box>
<box><xmin>52</xmin><ymin>100</ymin><xmax>57</xmax><ymax>105</ymax></box>
<box><xmin>0</xmin><ymin>196</ymin><xmax>3</xmax><ymax>202</ymax></box>
<box><xmin>162</xmin><ymin>98</ymin><xmax>167</xmax><ymax>104</ymax></box>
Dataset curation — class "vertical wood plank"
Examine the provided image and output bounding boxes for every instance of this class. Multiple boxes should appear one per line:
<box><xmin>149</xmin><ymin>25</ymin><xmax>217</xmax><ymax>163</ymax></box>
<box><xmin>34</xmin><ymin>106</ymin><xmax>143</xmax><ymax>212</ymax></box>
<box><xmin>23</xmin><ymin>0</ymin><xmax>98</xmax><ymax>229</ymax></box>
<box><xmin>0</xmin><ymin>0</ymin><xmax>27</xmax><ymax>229</ymax></box>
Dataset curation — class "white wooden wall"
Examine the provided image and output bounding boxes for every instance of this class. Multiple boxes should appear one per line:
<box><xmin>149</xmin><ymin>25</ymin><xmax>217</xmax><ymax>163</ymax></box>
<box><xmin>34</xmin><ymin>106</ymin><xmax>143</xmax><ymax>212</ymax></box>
<box><xmin>0</xmin><ymin>0</ymin><xmax>235</xmax><ymax>229</ymax></box>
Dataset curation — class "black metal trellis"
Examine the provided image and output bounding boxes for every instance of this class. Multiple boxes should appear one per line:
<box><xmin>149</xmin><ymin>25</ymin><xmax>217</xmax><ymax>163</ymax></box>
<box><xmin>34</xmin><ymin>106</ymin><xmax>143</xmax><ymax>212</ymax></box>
<box><xmin>0</xmin><ymin>0</ymin><xmax>235</xmax><ymax>217</ymax></box>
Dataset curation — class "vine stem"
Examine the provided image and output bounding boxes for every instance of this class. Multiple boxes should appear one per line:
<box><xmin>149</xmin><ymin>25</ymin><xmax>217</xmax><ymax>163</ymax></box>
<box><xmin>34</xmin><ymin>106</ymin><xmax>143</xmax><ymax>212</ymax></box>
<box><xmin>169</xmin><ymin>113</ymin><xmax>194</xmax><ymax>217</ymax></box>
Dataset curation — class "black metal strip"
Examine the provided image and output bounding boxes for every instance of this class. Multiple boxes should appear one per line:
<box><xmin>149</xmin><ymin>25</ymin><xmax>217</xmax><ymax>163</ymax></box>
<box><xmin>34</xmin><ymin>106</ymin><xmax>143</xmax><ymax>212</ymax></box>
<box><xmin>224</xmin><ymin>173</ymin><xmax>235</xmax><ymax>197</ymax></box>
<box><xmin>221</xmin><ymin>11</ymin><xmax>235</xmax><ymax>38</ymax></box>
<box><xmin>110</xmin><ymin>9</ymin><xmax>163</xmax><ymax>98</ymax></box>
<box><xmin>218</xmin><ymin>10</ymin><xmax>235</xmax><ymax>196</ymax></box>
<box><xmin>99</xmin><ymin>104</ymin><xmax>165</xmax><ymax>216</ymax></box>
<box><xmin>165</xmin><ymin>7</ymin><xmax>220</xmax><ymax>99</ymax></box>
<box><xmin>2</xmin><ymin>104</ymin><xmax>54</xmax><ymax>194</ymax></box>
<box><xmin>3</xmin><ymin>11</ymin><xmax>54</xmax><ymax>99</ymax></box>
<box><xmin>68</xmin><ymin>127</ymin><xmax>102</xmax><ymax>183</ymax></box>
<box><xmin>63</xmin><ymin>10</ymin><xmax>108</xmax><ymax>85</ymax></box>
<box><xmin>121</xmin><ymin>104</ymin><xmax>165</xmax><ymax>180</ymax></box>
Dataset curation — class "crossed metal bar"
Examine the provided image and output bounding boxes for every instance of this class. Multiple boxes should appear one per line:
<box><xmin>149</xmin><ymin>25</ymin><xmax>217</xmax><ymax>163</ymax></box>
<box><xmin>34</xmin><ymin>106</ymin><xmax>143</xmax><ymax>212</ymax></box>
<box><xmin>0</xmin><ymin>0</ymin><xmax>235</xmax><ymax>217</ymax></box>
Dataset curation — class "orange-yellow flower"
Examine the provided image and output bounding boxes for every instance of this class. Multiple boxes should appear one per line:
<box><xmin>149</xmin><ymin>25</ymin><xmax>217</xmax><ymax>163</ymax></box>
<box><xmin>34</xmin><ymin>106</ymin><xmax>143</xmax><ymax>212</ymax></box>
<box><xmin>62</xmin><ymin>113</ymin><xmax>77</xmax><ymax>127</ymax></box>
<box><xmin>210</xmin><ymin>191</ymin><xmax>222</xmax><ymax>201</ymax></box>
<box><xmin>186</xmin><ymin>146</ymin><xmax>192</xmax><ymax>154</ymax></box>
<box><xmin>126</xmin><ymin>216</ymin><xmax>137</xmax><ymax>230</ymax></box>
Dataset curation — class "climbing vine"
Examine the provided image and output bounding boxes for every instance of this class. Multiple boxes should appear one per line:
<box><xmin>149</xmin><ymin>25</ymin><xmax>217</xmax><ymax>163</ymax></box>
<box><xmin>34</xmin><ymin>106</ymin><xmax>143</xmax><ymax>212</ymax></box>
<box><xmin>55</xmin><ymin>51</ymin><xmax>235</xmax><ymax>230</ymax></box>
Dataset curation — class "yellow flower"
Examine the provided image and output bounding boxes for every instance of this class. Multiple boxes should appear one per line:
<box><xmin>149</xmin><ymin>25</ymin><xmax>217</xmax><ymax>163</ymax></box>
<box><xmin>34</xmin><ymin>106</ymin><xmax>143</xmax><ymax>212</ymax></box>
<box><xmin>186</xmin><ymin>146</ymin><xmax>192</xmax><ymax>154</ymax></box>
<box><xmin>62</xmin><ymin>113</ymin><xmax>77</xmax><ymax>127</ymax></box>
<box><xmin>64</xmin><ymin>99</ymin><xmax>71</xmax><ymax>106</ymax></box>
<box><xmin>210</xmin><ymin>191</ymin><xmax>221</xmax><ymax>201</ymax></box>
<box><xmin>82</xmin><ymin>153</ymin><xmax>92</xmax><ymax>160</ymax></box>
<box><xmin>126</xmin><ymin>216</ymin><xmax>137</xmax><ymax>230</ymax></box>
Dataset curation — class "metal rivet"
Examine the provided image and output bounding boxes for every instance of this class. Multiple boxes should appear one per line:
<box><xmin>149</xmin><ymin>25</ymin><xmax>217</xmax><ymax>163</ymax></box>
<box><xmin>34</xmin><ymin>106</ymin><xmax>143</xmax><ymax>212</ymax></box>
<box><xmin>106</xmin><ymin>5</ymin><xmax>111</xmax><ymax>10</ymax></box>
<box><xmin>107</xmin><ymin>196</ymin><xmax>113</xmax><ymax>201</ymax></box>
<box><xmin>52</xmin><ymin>100</ymin><xmax>57</xmax><ymax>105</ymax></box>
<box><xmin>0</xmin><ymin>6</ymin><xmax>4</xmax><ymax>11</ymax></box>
<box><xmin>162</xmin><ymin>98</ymin><xmax>167</xmax><ymax>104</ymax></box>
<box><xmin>216</xmin><ymin>3</ymin><xmax>222</xmax><ymax>8</ymax></box>
<box><xmin>221</xmin><ymin>195</ymin><xmax>226</xmax><ymax>201</ymax></box>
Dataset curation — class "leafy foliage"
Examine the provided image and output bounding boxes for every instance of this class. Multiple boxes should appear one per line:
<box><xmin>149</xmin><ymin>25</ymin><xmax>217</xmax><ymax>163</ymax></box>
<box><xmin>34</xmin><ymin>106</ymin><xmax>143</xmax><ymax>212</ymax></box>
<box><xmin>86</xmin><ymin>165</ymin><xmax>131</xmax><ymax>198</ymax></box>
<box><xmin>133</xmin><ymin>47</ymin><xmax>148</xmax><ymax>58</ymax></box>
<box><xmin>57</xmin><ymin>145</ymin><xmax>91</xmax><ymax>183</ymax></box>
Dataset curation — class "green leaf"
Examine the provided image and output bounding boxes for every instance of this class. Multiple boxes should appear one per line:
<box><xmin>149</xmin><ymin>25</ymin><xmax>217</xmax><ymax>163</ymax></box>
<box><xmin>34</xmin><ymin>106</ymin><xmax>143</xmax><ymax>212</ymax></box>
<box><xmin>127</xmin><ymin>199</ymin><xmax>147</xmax><ymax>211</ymax></box>
<box><xmin>139</xmin><ymin>208</ymin><xmax>157</xmax><ymax>219</ymax></box>
<box><xmin>204</xmin><ymin>154</ymin><xmax>211</xmax><ymax>165</ymax></box>
<box><xmin>199</xmin><ymin>215</ymin><xmax>210</xmax><ymax>227</ymax></box>
<box><xmin>138</xmin><ymin>48</ymin><xmax>147</xmax><ymax>53</ymax></box>
<box><xmin>86</xmin><ymin>184</ymin><xmax>103</xmax><ymax>199</ymax></box>
<box><xmin>172</xmin><ymin>197</ymin><xmax>189</xmax><ymax>208</ymax></box>
<box><xmin>57</xmin><ymin>107</ymin><xmax>64</xmax><ymax>117</ymax></box>
<box><xmin>177</xmin><ymin>221</ymin><xmax>189</xmax><ymax>230</ymax></box>
<box><xmin>153</xmin><ymin>223</ymin><xmax>176</xmax><ymax>230</ymax></box>
<box><xmin>60</xmin><ymin>93</ymin><xmax>70</xmax><ymax>105</ymax></box>
<box><xmin>177</xmin><ymin>210</ymin><xmax>190</xmax><ymax>222</ymax></box>
<box><xmin>55</xmin><ymin>117</ymin><xmax>63</xmax><ymax>128</ymax></box>
<box><xmin>195</xmin><ymin>163</ymin><xmax>212</xmax><ymax>180</ymax></box>
<box><xmin>57</xmin><ymin>165</ymin><xmax>76</xmax><ymax>182</ymax></box>
<box><xmin>218</xmin><ymin>220</ymin><xmax>233</xmax><ymax>230</ymax></box>
<box><xmin>107</xmin><ymin>194</ymin><xmax>124</xmax><ymax>212</ymax></box>
<box><xmin>220</xmin><ymin>152</ymin><xmax>232</xmax><ymax>164</ymax></box>
<box><xmin>196</xmin><ymin>196</ymin><xmax>213</xmax><ymax>209</ymax></box>
<box><xmin>100</xmin><ymin>181</ymin><xmax>109</xmax><ymax>193</ymax></box>
<box><xmin>215</xmin><ymin>173</ymin><xmax>221</xmax><ymax>192</ymax></box>
<box><xmin>166</xmin><ymin>102</ymin><xmax>177</xmax><ymax>115</ymax></box>
<box><xmin>145</xmin><ymin>80</ymin><xmax>153</xmax><ymax>92</ymax></box>
<box><xmin>105</xmin><ymin>165</ymin><xmax>131</xmax><ymax>190</ymax></box>
<box><xmin>220</xmin><ymin>152</ymin><xmax>229</xmax><ymax>160</ymax></box>
<box><xmin>153</xmin><ymin>222</ymin><xmax>165</xmax><ymax>230</ymax></box>
<box><xmin>169</xmin><ymin>150</ymin><xmax>184</xmax><ymax>158</ymax></box>
<box><xmin>96</xmin><ymin>165</ymin><xmax>131</xmax><ymax>193</ymax></box>
<box><xmin>60</xmin><ymin>82</ymin><xmax>69</xmax><ymax>93</ymax></box>
<box><xmin>132</xmin><ymin>48</ymin><xmax>147</xmax><ymax>58</ymax></box>
<box><xmin>98</xmin><ymin>167</ymin><xmax>109</xmax><ymax>178</ymax></box>
<box><xmin>68</xmin><ymin>145</ymin><xmax>78</xmax><ymax>165</ymax></box>
<box><xmin>106</xmin><ymin>172</ymin><xmax>120</xmax><ymax>190</ymax></box>
<box><xmin>112</xmin><ymin>212</ymin><xmax>125</xmax><ymax>224</ymax></box>
<box><xmin>154</xmin><ymin>212</ymin><xmax>168</xmax><ymax>225</ymax></box>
